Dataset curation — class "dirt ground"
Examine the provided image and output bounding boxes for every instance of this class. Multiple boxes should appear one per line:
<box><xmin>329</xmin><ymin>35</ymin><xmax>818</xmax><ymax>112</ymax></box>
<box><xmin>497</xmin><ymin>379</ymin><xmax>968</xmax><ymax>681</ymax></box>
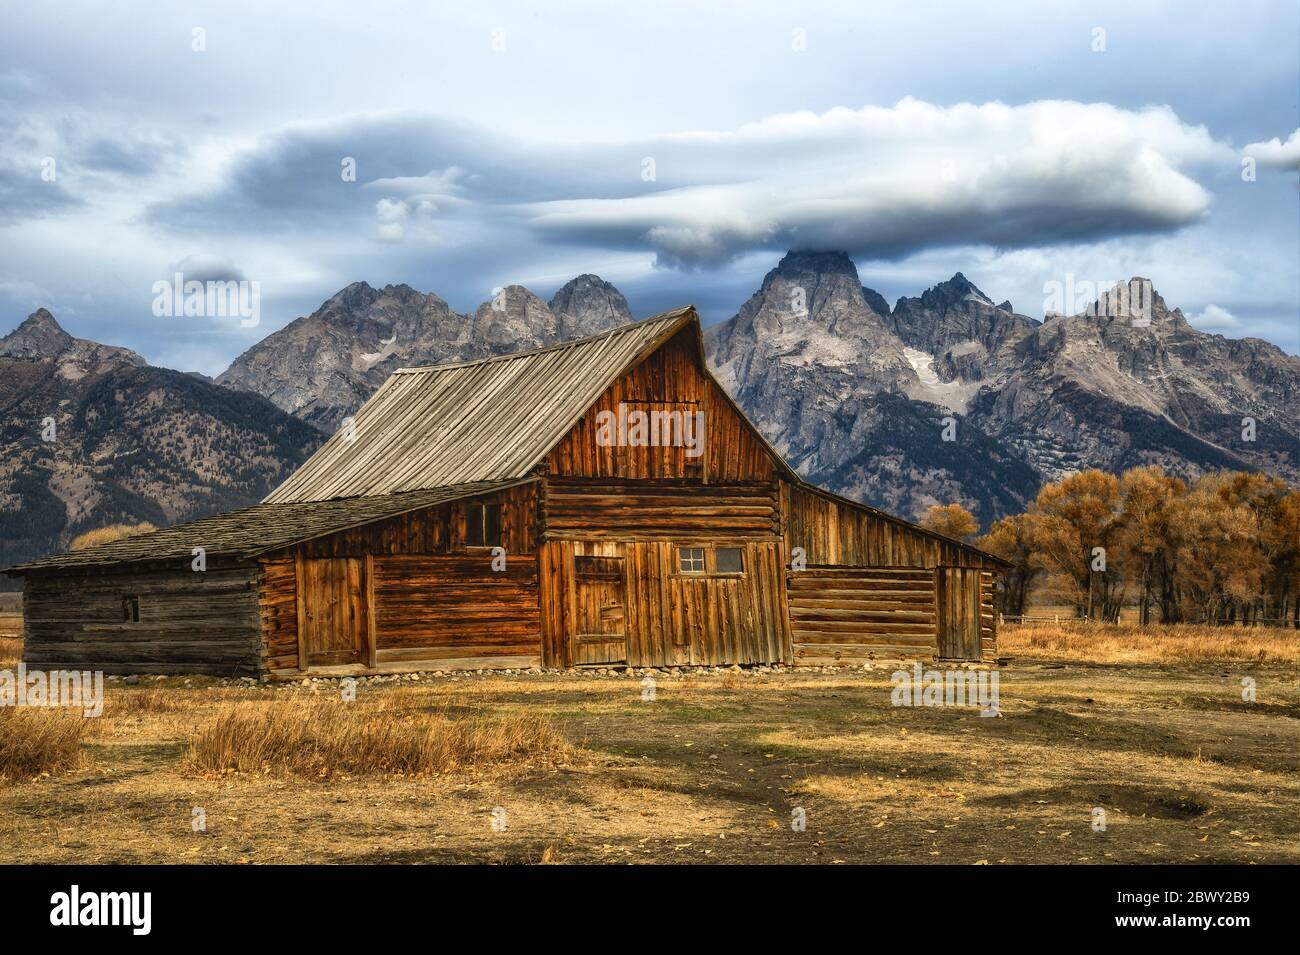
<box><xmin>0</xmin><ymin>613</ymin><xmax>1295</xmax><ymax>864</ymax></box>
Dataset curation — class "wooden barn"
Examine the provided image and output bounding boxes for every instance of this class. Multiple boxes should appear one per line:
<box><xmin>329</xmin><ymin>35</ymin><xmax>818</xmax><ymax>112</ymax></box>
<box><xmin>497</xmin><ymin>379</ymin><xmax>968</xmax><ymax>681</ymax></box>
<box><xmin>7</xmin><ymin>307</ymin><xmax>1009</xmax><ymax>678</ymax></box>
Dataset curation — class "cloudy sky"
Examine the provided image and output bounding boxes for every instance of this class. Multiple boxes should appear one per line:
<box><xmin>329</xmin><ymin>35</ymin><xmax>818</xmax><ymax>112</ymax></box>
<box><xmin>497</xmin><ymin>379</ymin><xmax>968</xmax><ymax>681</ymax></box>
<box><xmin>1</xmin><ymin>0</ymin><xmax>1297</xmax><ymax>374</ymax></box>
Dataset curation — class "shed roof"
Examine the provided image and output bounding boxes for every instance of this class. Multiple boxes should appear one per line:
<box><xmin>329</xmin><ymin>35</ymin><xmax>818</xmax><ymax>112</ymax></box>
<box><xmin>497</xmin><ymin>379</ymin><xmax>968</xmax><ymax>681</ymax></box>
<box><xmin>265</xmin><ymin>308</ymin><xmax>699</xmax><ymax>503</ymax></box>
<box><xmin>8</xmin><ymin>479</ymin><xmax>530</xmax><ymax>574</ymax></box>
<box><xmin>792</xmin><ymin>482</ymin><xmax>1014</xmax><ymax>570</ymax></box>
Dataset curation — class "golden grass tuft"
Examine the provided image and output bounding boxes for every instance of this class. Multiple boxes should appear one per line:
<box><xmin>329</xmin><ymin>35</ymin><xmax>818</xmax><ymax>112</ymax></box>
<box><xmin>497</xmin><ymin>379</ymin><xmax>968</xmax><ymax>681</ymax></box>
<box><xmin>0</xmin><ymin>636</ymin><xmax>21</xmax><ymax>671</ymax></box>
<box><xmin>105</xmin><ymin>687</ymin><xmax>185</xmax><ymax>716</ymax></box>
<box><xmin>0</xmin><ymin>707</ymin><xmax>92</xmax><ymax>782</ymax></box>
<box><xmin>187</xmin><ymin>698</ymin><xmax>570</xmax><ymax>777</ymax></box>
<box><xmin>70</xmin><ymin>522</ymin><xmax>157</xmax><ymax>551</ymax></box>
<box><xmin>1001</xmin><ymin>620</ymin><xmax>1298</xmax><ymax>665</ymax></box>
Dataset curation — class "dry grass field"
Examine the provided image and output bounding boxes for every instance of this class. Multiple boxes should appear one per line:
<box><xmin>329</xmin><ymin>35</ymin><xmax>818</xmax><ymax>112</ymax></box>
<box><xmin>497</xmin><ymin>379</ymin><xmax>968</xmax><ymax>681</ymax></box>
<box><xmin>0</xmin><ymin>611</ymin><xmax>1296</xmax><ymax>864</ymax></box>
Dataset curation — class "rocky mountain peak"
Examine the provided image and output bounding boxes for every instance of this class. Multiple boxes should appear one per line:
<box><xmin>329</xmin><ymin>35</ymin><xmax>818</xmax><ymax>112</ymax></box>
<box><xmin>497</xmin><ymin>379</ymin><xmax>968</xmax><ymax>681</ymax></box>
<box><xmin>549</xmin><ymin>274</ymin><xmax>633</xmax><ymax>339</ymax></box>
<box><xmin>325</xmin><ymin>280</ymin><xmax>380</xmax><ymax>311</ymax></box>
<box><xmin>1</xmin><ymin>308</ymin><xmax>145</xmax><ymax>367</ymax></box>
<box><xmin>471</xmin><ymin>285</ymin><xmax>558</xmax><ymax>349</ymax></box>
<box><xmin>731</xmin><ymin>249</ymin><xmax>901</xmax><ymax>344</ymax></box>
<box><xmin>919</xmin><ymin>272</ymin><xmax>995</xmax><ymax>310</ymax></box>
<box><xmin>704</xmin><ymin>253</ymin><xmax>919</xmax><ymax>477</ymax></box>
<box><xmin>1045</xmin><ymin>278</ymin><xmax>1191</xmax><ymax>342</ymax></box>
<box><xmin>861</xmin><ymin>287</ymin><xmax>892</xmax><ymax>318</ymax></box>
<box><xmin>218</xmin><ymin>273</ymin><xmax>638</xmax><ymax>431</ymax></box>
<box><xmin>887</xmin><ymin>274</ymin><xmax>1039</xmax><ymax>376</ymax></box>
<box><xmin>1093</xmin><ymin>277</ymin><xmax>1172</xmax><ymax>321</ymax></box>
<box><xmin>767</xmin><ymin>250</ymin><xmax>861</xmax><ymax>285</ymax></box>
<box><xmin>2</xmin><ymin>308</ymin><xmax>75</xmax><ymax>358</ymax></box>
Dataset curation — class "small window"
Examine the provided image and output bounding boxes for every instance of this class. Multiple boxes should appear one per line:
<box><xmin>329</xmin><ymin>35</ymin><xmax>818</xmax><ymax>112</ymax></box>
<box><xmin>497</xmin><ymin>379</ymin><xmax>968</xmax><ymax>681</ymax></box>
<box><xmin>678</xmin><ymin>547</ymin><xmax>706</xmax><ymax>574</ymax></box>
<box><xmin>465</xmin><ymin>501</ymin><xmax>501</xmax><ymax>547</ymax></box>
<box><xmin>122</xmin><ymin>596</ymin><xmax>140</xmax><ymax>623</ymax></box>
<box><xmin>715</xmin><ymin>547</ymin><xmax>744</xmax><ymax>574</ymax></box>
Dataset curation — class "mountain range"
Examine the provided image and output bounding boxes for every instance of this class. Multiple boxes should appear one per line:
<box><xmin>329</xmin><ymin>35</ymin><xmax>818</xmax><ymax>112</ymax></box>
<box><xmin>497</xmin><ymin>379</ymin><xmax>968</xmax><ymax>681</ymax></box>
<box><xmin>217</xmin><ymin>274</ymin><xmax>633</xmax><ymax>431</ymax></box>
<box><xmin>3</xmin><ymin>255</ymin><xmax>1297</xmax><ymax>570</ymax></box>
<box><xmin>0</xmin><ymin>310</ymin><xmax>321</xmax><ymax>570</ymax></box>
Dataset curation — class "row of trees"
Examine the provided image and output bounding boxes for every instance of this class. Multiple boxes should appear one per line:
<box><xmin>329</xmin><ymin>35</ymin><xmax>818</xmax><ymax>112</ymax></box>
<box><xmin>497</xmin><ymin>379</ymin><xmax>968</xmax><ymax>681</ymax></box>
<box><xmin>921</xmin><ymin>467</ymin><xmax>1300</xmax><ymax>627</ymax></box>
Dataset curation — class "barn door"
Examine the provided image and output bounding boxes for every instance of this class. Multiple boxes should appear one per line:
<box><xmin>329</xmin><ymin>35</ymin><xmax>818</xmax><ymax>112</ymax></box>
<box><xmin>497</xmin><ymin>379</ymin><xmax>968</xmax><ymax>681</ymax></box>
<box><xmin>297</xmin><ymin>557</ymin><xmax>369</xmax><ymax>668</ymax></box>
<box><xmin>936</xmin><ymin>566</ymin><xmax>982</xmax><ymax>660</ymax></box>
<box><xmin>572</xmin><ymin>555</ymin><xmax>627</xmax><ymax>665</ymax></box>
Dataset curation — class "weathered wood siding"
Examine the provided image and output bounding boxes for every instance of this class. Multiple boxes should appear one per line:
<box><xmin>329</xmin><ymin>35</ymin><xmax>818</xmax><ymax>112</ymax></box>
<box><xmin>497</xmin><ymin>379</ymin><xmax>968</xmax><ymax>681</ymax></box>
<box><xmin>547</xmin><ymin>329</ymin><xmax>776</xmax><ymax>483</ymax></box>
<box><xmin>261</xmin><ymin>483</ymin><xmax>543</xmax><ymax>676</ymax></box>
<box><xmin>285</xmin><ymin>481</ymin><xmax>539</xmax><ymax>559</ymax></box>
<box><xmin>260</xmin><ymin>558</ymin><xmax>300</xmax><ymax>672</ymax></box>
<box><xmin>543</xmin><ymin>478</ymin><xmax>780</xmax><ymax>540</ymax></box>
<box><xmin>781</xmin><ymin>484</ymin><xmax>1001</xmax><ymax>663</ymax></box>
<box><xmin>370</xmin><ymin>556</ymin><xmax>540</xmax><ymax>668</ymax></box>
<box><xmin>22</xmin><ymin>564</ymin><xmax>262</xmax><ymax>676</ymax></box>
<box><xmin>538</xmin><ymin>539</ymin><xmax>789</xmax><ymax>668</ymax></box>
<box><xmin>787</xmin><ymin>566</ymin><xmax>997</xmax><ymax>664</ymax></box>
<box><xmin>538</xmin><ymin>334</ymin><xmax>792</xmax><ymax>668</ymax></box>
<box><xmin>978</xmin><ymin>571</ymin><xmax>997</xmax><ymax>661</ymax></box>
<box><xmin>784</xmin><ymin>483</ymin><xmax>997</xmax><ymax>569</ymax></box>
<box><xmin>787</xmin><ymin>567</ymin><xmax>937</xmax><ymax>664</ymax></box>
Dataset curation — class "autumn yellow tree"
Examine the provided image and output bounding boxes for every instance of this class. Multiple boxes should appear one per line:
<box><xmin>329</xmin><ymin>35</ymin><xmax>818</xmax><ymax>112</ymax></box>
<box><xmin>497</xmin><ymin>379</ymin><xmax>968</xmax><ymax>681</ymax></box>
<box><xmin>1271</xmin><ymin>491</ymin><xmax>1300</xmax><ymax>627</ymax></box>
<box><xmin>996</xmin><ymin>466</ymin><xmax>1294</xmax><ymax>628</ymax></box>
<box><xmin>920</xmin><ymin>503</ymin><xmax>979</xmax><ymax>542</ymax></box>
<box><xmin>976</xmin><ymin>513</ymin><xmax>1041</xmax><ymax>616</ymax></box>
<box><xmin>1116</xmin><ymin>466</ymin><xmax>1184</xmax><ymax>624</ymax></box>
<box><xmin>1024</xmin><ymin>470</ymin><xmax>1125</xmax><ymax>620</ymax></box>
<box><xmin>1168</xmin><ymin>474</ymin><xmax>1269</xmax><ymax>623</ymax></box>
<box><xmin>1194</xmin><ymin>472</ymin><xmax>1297</xmax><ymax>624</ymax></box>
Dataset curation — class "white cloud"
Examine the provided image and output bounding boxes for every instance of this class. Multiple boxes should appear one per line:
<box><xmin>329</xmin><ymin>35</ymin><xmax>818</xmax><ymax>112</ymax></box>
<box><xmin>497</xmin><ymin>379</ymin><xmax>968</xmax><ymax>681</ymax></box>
<box><xmin>1188</xmin><ymin>304</ymin><xmax>1241</xmax><ymax>330</ymax></box>
<box><xmin>521</xmin><ymin>99</ymin><xmax>1233</xmax><ymax>267</ymax></box>
<box><xmin>1244</xmin><ymin>129</ymin><xmax>1300</xmax><ymax>170</ymax></box>
<box><xmin>374</xmin><ymin>198</ymin><xmax>409</xmax><ymax>222</ymax></box>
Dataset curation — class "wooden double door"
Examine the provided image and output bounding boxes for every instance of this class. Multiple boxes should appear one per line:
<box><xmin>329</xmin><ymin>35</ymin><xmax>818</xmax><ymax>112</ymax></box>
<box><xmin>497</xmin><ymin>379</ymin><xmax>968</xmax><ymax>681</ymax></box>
<box><xmin>297</xmin><ymin>557</ymin><xmax>373</xmax><ymax>668</ymax></box>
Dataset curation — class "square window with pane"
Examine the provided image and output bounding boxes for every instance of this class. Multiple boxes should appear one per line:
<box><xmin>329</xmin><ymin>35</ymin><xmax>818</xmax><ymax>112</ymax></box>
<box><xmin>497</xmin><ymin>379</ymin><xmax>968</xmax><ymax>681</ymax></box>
<box><xmin>678</xmin><ymin>546</ymin><xmax>705</xmax><ymax>574</ymax></box>
<box><xmin>715</xmin><ymin>547</ymin><xmax>743</xmax><ymax>574</ymax></box>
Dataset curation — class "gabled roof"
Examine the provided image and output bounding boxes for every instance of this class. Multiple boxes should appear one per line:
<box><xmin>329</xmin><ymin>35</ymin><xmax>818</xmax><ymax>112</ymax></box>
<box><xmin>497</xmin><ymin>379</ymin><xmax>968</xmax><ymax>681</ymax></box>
<box><xmin>266</xmin><ymin>308</ymin><xmax>701</xmax><ymax>503</ymax></box>
<box><xmin>8</xmin><ymin>479</ymin><xmax>531</xmax><ymax>574</ymax></box>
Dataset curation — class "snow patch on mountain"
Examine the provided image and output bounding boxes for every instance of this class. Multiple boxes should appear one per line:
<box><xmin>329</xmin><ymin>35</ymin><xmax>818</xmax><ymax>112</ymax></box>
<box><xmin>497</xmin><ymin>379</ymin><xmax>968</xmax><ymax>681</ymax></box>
<box><xmin>902</xmin><ymin>346</ymin><xmax>981</xmax><ymax>413</ymax></box>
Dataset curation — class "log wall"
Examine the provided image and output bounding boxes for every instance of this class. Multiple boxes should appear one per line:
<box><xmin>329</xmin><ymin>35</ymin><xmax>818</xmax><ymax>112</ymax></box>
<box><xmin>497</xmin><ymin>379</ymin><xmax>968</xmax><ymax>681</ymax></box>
<box><xmin>543</xmin><ymin>478</ymin><xmax>780</xmax><ymax>540</ymax></box>
<box><xmin>21</xmin><ymin>563</ymin><xmax>263</xmax><ymax>676</ymax></box>
<box><xmin>370</xmin><ymin>556</ymin><xmax>540</xmax><ymax>668</ymax></box>
<box><xmin>787</xmin><ymin>566</ymin><xmax>998</xmax><ymax>664</ymax></box>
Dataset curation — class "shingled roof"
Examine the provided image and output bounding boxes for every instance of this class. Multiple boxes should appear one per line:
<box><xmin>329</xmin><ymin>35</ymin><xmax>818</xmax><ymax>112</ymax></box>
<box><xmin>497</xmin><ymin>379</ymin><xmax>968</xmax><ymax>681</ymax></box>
<box><xmin>266</xmin><ymin>307</ymin><xmax>700</xmax><ymax>503</ymax></box>
<box><xmin>9</xmin><ymin>479</ymin><xmax>531</xmax><ymax>573</ymax></box>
